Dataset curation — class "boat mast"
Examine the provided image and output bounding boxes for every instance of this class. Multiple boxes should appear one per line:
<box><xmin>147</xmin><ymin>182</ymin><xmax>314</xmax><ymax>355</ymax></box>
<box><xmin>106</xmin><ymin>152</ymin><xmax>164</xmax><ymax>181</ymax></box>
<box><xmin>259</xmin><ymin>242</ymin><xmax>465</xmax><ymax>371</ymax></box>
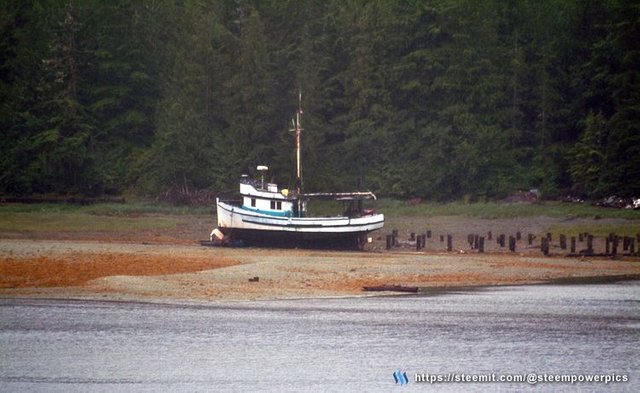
<box><xmin>292</xmin><ymin>90</ymin><xmax>303</xmax><ymax>196</ymax></box>
<box><xmin>290</xmin><ymin>90</ymin><xmax>304</xmax><ymax>216</ymax></box>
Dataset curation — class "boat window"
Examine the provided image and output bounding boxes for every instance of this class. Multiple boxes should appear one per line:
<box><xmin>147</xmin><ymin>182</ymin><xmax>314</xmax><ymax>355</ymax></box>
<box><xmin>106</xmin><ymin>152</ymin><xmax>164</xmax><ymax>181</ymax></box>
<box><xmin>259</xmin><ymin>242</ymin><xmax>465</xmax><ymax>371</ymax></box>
<box><xmin>270</xmin><ymin>201</ymin><xmax>276</xmax><ymax>210</ymax></box>
<box><xmin>277</xmin><ymin>201</ymin><xmax>282</xmax><ymax>210</ymax></box>
<box><xmin>251</xmin><ymin>198</ymin><xmax>256</xmax><ymax>207</ymax></box>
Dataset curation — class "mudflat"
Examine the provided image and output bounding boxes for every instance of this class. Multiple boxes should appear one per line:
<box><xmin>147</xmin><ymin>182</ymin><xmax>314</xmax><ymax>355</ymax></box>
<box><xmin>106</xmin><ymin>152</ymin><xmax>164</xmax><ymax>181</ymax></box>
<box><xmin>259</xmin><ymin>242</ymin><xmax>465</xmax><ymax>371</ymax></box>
<box><xmin>1</xmin><ymin>232</ymin><xmax>639</xmax><ymax>301</ymax></box>
<box><xmin>2</xmin><ymin>206</ymin><xmax>639</xmax><ymax>301</ymax></box>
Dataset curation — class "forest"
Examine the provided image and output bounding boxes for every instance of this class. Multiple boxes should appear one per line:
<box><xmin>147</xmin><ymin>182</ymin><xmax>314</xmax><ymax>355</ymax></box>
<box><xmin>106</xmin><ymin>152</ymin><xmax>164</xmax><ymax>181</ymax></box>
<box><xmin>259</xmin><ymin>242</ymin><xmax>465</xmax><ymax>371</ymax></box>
<box><xmin>1</xmin><ymin>0</ymin><xmax>638</xmax><ymax>202</ymax></box>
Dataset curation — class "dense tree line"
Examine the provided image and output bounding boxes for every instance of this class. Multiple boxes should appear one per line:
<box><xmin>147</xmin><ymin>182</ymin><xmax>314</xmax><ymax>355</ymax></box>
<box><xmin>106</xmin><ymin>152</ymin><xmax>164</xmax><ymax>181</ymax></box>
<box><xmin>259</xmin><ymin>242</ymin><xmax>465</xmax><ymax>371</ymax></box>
<box><xmin>1</xmin><ymin>0</ymin><xmax>638</xmax><ymax>201</ymax></box>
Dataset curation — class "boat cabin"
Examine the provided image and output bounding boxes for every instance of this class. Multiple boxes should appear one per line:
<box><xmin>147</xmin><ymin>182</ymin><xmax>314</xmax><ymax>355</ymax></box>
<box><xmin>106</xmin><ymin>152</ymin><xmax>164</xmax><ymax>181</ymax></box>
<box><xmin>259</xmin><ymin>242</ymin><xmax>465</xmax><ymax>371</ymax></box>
<box><xmin>235</xmin><ymin>165</ymin><xmax>377</xmax><ymax>219</ymax></box>
<box><xmin>239</xmin><ymin>173</ymin><xmax>296</xmax><ymax>217</ymax></box>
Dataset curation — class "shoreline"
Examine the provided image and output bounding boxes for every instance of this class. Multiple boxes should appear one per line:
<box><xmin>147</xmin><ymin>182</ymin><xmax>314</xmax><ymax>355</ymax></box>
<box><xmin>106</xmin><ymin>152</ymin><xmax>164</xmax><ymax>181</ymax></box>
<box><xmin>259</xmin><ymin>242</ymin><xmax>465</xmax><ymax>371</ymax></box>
<box><xmin>1</xmin><ymin>236</ymin><xmax>639</xmax><ymax>303</ymax></box>
<box><xmin>2</xmin><ymin>274</ymin><xmax>639</xmax><ymax>306</ymax></box>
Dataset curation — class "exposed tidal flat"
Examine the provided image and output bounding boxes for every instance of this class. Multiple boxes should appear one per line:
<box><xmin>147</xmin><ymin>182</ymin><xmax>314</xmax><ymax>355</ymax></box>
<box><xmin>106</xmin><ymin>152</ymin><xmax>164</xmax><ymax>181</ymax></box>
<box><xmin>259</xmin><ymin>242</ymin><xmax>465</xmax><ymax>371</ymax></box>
<box><xmin>1</xmin><ymin>201</ymin><xmax>639</xmax><ymax>301</ymax></box>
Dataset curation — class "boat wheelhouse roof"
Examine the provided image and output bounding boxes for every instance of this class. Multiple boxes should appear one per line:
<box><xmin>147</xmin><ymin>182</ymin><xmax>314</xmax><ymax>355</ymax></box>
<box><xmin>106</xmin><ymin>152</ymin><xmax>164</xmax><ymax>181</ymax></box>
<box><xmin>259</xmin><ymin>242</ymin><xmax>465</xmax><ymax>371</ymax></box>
<box><xmin>301</xmin><ymin>192</ymin><xmax>377</xmax><ymax>201</ymax></box>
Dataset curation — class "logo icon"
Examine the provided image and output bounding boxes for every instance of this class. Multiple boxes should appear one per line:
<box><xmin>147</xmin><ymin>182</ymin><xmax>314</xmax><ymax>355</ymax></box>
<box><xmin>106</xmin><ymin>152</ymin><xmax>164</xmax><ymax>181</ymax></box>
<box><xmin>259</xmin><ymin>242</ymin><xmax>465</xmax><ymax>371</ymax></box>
<box><xmin>394</xmin><ymin>370</ymin><xmax>409</xmax><ymax>385</ymax></box>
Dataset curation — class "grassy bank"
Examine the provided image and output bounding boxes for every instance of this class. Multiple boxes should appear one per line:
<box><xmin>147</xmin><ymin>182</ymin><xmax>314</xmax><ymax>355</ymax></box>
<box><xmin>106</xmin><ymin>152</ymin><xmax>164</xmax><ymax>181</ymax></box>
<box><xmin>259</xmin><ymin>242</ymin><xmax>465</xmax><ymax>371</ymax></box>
<box><xmin>374</xmin><ymin>199</ymin><xmax>640</xmax><ymax>219</ymax></box>
<box><xmin>0</xmin><ymin>201</ymin><xmax>214</xmax><ymax>216</ymax></box>
<box><xmin>546</xmin><ymin>224</ymin><xmax>640</xmax><ymax>238</ymax></box>
<box><xmin>1</xmin><ymin>200</ymin><xmax>638</xmax><ymax>236</ymax></box>
<box><xmin>0</xmin><ymin>201</ymin><xmax>214</xmax><ymax>235</ymax></box>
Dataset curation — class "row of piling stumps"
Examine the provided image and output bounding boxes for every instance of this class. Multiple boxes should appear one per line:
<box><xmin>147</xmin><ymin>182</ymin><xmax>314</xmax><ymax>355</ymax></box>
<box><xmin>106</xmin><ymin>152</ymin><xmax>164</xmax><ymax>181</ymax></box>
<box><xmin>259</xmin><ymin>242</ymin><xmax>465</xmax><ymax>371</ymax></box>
<box><xmin>385</xmin><ymin>230</ymin><xmax>640</xmax><ymax>258</ymax></box>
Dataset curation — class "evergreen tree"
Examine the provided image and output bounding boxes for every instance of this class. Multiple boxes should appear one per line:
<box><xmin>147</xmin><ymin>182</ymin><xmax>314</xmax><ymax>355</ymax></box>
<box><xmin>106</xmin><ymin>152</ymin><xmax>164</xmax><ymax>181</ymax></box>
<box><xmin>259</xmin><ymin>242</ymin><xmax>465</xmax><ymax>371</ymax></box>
<box><xmin>1</xmin><ymin>0</ymin><xmax>637</xmax><ymax>200</ymax></box>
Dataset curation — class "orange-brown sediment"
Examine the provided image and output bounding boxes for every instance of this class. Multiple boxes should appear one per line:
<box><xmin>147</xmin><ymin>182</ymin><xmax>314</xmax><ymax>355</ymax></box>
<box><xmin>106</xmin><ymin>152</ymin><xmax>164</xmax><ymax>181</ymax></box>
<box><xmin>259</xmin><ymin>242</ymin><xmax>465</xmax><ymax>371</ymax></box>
<box><xmin>0</xmin><ymin>253</ymin><xmax>237</xmax><ymax>288</ymax></box>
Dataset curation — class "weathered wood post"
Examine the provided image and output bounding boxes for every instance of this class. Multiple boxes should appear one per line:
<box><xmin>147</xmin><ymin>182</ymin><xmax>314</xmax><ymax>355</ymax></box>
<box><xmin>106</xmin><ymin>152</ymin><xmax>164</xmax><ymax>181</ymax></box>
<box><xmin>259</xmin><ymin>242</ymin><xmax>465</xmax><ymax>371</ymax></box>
<box><xmin>559</xmin><ymin>234</ymin><xmax>567</xmax><ymax>250</ymax></box>
<box><xmin>447</xmin><ymin>235</ymin><xmax>453</xmax><ymax>252</ymax></box>
<box><xmin>579</xmin><ymin>233</ymin><xmax>584</xmax><ymax>242</ymax></box>
<box><xmin>479</xmin><ymin>236</ymin><xmax>485</xmax><ymax>253</ymax></box>
<box><xmin>623</xmin><ymin>237</ymin><xmax>630</xmax><ymax>252</ymax></box>
<box><xmin>547</xmin><ymin>232</ymin><xmax>552</xmax><ymax>242</ymax></box>
<box><xmin>410</xmin><ymin>232</ymin><xmax>416</xmax><ymax>241</ymax></box>
<box><xmin>392</xmin><ymin>229</ymin><xmax>398</xmax><ymax>247</ymax></box>
<box><xmin>571</xmin><ymin>237</ymin><xmax>576</xmax><ymax>253</ymax></box>
<box><xmin>528</xmin><ymin>234</ymin><xmax>534</xmax><ymax>245</ymax></box>
<box><xmin>474</xmin><ymin>234</ymin><xmax>480</xmax><ymax>250</ymax></box>
<box><xmin>606</xmin><ymin>237</ymin><xmax>611</xmax><ymax>255</ymax></box>
<box><xmin>427</xmin><ymin>230</ymin><xmax>432</xmax><ymax>238</ymax></box>
<box><xmin>630</xmin><ymin>238</ymin><xmax>636</xmax><ymax>256</ymax></box>
<box><xmin>386</xmin><ymin>235</ymin><xmax>393</xmax><ymax>250</ymax></box>
<box><xmin>498</xmin><ymin>234</ymin><xmax>505</xmax><ymax>247</ymax></box>
<box><xmin>488</xmin><ymin>231</ymin><xmax>492</xmax><ymax>241</ymax></box>
<box><xmin>612</xmin><ymin>236</ymin><xmax>618</xmax><ymax>256</ymax></box>
<box><xmin>440</xmin><ymin>235</ymin><xmax>444</xmax><ymax>242</ymax></box>
<box><xmin>416</xmin><ymin>234</ymin><xmax>422</xmax><ymax>250</ymax></box>
<box><xmin>509</xmin><ymin>236</ymin><xmax>516</xmax><ymax>252</ymax></box>
<box><xmin>468</xmin><ymin>234</ymin><xmax>475</xmax><ymax>248</ymax></box>
<box><xmin>587</xmin><ymin>235</ymin><xmax>594</xmax><ymax>255</ymax></box>
<box><xmin>516</xmin><ymin>231</ymin><xmax>521</xmax><ymax>241</ymax></box>
<box><xmin>421</xmin><ymin>234</ymin><xmax>427</xmax><ymax>250</ymax></box>
<box><xmin>541</xmin><ymin>237</ymin><xmax>549</xmax><ymax>256</ymax></box>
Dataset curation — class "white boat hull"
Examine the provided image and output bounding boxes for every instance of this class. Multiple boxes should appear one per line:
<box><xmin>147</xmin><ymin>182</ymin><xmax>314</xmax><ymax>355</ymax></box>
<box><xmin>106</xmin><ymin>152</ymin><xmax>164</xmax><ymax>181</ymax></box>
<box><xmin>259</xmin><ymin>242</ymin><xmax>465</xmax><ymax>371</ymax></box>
<box><xmin>216</xmin><ymin>199</ymin><xmax>384</xmax><ymax>248</ymax></box>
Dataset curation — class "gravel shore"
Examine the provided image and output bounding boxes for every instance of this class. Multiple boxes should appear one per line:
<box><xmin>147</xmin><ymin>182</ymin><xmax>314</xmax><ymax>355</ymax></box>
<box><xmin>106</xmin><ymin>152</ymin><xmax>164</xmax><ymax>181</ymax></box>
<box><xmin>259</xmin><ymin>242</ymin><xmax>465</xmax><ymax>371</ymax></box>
<box><xmin>2</xmin><ymin>238</ymin><xmax>639</xmax><ymax>302</ymax></box>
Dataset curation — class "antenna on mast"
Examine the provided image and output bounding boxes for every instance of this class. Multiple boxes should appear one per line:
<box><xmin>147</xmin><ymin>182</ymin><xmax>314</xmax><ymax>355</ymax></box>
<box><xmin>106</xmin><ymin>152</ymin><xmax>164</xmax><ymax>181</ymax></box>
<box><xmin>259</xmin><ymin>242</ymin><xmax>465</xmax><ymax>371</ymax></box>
<box><xmin>289</xmin><ymin>88</ymin><xmax>303</xmax><ymax>196</ymax></box>
<box><xmin>288</xmin><ymin>88</ymin><xmax>305</xmax><ymax>217</ymax></box>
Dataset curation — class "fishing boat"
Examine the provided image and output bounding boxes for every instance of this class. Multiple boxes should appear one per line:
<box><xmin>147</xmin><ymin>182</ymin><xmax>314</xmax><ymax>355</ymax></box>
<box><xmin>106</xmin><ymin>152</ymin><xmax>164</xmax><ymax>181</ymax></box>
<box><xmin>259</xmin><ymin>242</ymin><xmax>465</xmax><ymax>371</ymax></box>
<box><xmin>212</xmin><ymin>95</ymin><xmax>384</xmax><ymax>249</ymax></box>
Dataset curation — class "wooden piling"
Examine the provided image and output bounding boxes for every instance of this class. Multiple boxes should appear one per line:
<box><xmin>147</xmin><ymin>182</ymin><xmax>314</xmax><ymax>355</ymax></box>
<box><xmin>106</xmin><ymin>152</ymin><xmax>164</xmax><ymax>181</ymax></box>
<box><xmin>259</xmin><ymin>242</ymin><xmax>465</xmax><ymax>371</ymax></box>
<box><xmin>606</xmin><ymin>237</ymin><xmax>611</xmax><ymax>255</ymax></box>
<box><xmin>559</xmin><ymin>234</ymin><xmax>567</xmax><ymax>250</ymax></box>
<box><xmin>427</xmin><ymin>230</ymin><xmax>432</xmax><ymax>238</ymax></box>
<box><xmin>611</xmin><ymin>236</ymin><xmax>618</xmax><ymax>256</ymax></box>
<box><xmin>487</xmin><ymin>231</ymin><xmax>492</xmax><ymax>240</ymax></box>
<box><xmin>541</xmin><ymin>237</ymin><xmax>549</xmax><ymax>256</ymax></box>
<box><xmin>516</xmin><ymin>231</ymin><xmax>521</xmax><ymax>241</ymax></box>
<box><xmin>587</xmin><ymin>235</ymin><xmax>594</xmax><ymax>255</ymax></box>
<box><xmin>498</xmin><ymin>234</ymin><xmax>505</xmax><ymax>248</ymax></box>
<box><xmin>528</xmin><ymin>234</ymin><xmax>534</xmax><ymax>245</ymax></box>
<box><xmin>509</xmin><ymin>236</ymin><xmax>516</xmax><ymax>252</ymax></box>
<box><xmin>410</xmin><ymin>232</ymin><xmax>416</xmax><ymax>241</ymax></box>
<box><xmin>447</xmin><ymin>235</ymin><xmax>453</xmax><ymax>252</ymax></box>
<box><xmin>479</xmin><ymin>237</ymin><xmax>485</xmax><ymax>253</ymax></box>
<box><xmin>570</xmin><ymin>237</ymin><xmax>576</xmax><ymax>253</ymax></box>
<box><xmin>386</xmin><ymin>235</ymin><xmax>393</xmax><ymax>250</ymax></box>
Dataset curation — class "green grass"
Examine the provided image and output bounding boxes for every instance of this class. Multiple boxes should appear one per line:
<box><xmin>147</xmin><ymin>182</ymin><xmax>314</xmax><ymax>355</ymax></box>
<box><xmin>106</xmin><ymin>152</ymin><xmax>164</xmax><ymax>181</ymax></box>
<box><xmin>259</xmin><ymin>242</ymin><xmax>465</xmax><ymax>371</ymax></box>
<box><xmin>547</xmin><ymin>224</ymin><xmax>640</xmax><ymax>238</ymax></box>
<box><xmin>4</xmin><ymin>199</ymin><xmax>638</xmax><ymax>220</ymax></box>
<box><xmin>1</xmin><ymin>199</ymin><xmax>638</xmax><ymax>235</ymax></box>
<box><xmin>0</xmin><ymin>211</ymin><xmax>181</xmax><ymax>233</ymax></box>
<box><xmin>0</xmin><ymin>201</ymin><xmax>212</xmax><ymax>233</ymax></box>
<box><xmin>0</xmin><ymin>201</ymin><xmax>214</xmax><ymax>216</ymax></box>
<box><xmin>373</xmin><ymin>199</ymin><xmax>640</xmax><ymax>219</ymax></box>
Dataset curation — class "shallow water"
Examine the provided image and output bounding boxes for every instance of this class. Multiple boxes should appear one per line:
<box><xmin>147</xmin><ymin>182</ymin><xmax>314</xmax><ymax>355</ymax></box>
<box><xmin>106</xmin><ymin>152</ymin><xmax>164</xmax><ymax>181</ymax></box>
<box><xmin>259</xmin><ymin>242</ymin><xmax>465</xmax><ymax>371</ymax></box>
<box><xmin>1</xmin><ymin>282</ymin><xmax>638</xmax><ymax>392</ymax></box>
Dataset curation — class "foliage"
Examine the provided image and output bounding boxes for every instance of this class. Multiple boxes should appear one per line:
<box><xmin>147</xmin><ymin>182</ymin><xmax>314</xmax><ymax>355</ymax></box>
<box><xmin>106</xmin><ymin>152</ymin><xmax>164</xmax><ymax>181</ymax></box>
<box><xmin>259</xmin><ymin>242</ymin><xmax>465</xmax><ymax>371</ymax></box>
<box><xmin>1</xmin><ymin>0</ymin><xmax>638</xmax><ymax>200</ymax></box>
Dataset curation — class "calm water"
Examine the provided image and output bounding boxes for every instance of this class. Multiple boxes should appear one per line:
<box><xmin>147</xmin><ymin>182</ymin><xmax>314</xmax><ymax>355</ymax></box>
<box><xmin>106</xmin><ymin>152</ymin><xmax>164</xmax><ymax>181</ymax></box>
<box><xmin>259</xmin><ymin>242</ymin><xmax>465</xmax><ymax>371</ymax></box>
<box><xmin>1</xmin><ymin>282</ymin><xmax>638</xmax><ymax>392</ymax></box>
